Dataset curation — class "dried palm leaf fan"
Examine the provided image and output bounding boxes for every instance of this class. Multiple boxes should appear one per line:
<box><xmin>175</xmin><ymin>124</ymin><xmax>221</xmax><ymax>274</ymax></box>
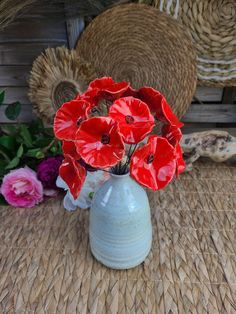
<box><xmin>29</xmin><ymin>47</ymin><xmax>96</xmax><ymax>124</ymax></box>
<box><xmin>0</xmin><ymin>0</ymin><xmax>129</xmax><ymax>31</ymax></box>
<box><xmin>76</xmin><ymin>3</ymin><xmax>197</xmax><ymax>119</ymax></box>
<box><xmin>139</xmin><ymin>0</ymin><xmax>236</xmax><ymax>87</ymax></box>
<box><xmin>0</xmin><ymin>0</ymin><xmax>37</xmax><ymax>30</ymax></box>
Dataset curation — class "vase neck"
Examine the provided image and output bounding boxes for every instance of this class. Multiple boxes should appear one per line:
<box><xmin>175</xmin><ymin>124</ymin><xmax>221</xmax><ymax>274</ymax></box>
<box><xmin>110</xmin><ymin>172</ymin><xmax>130</xmax><ymax>180</ymax></box>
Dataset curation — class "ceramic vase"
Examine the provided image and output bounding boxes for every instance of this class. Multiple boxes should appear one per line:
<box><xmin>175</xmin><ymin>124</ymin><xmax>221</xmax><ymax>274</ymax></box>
<box><xmin>89</xmin><ymin>173</ymin><xmax>152</xmax><ymax>269</ymax></box>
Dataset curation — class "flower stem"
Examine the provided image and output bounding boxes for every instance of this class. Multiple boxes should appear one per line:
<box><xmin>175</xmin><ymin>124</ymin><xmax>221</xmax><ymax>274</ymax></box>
<box><xmin>121</xmin><ymin>143</ymin><xmax>138</xmax><ymax>174</ymax></box>
<box><xmin>42</xmin><ymin>139</ymin><xmax>56</xmax><ymax>153</ymax></box>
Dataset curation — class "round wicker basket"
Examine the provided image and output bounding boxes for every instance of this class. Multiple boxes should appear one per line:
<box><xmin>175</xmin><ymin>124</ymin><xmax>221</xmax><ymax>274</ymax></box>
<box><xmin>28</xmin><ymin>47</ymin><xmax>96</xmax><ymax>124</ymax></box>
<box><xmin>76</xmin><ymin>3</ymin><xmax>197</xmax><ymax>118</ymax></box>
<box><xmin>145</xmin><ymin>0</ymin><xmax>236</xmax><ymax>87</ymax></box>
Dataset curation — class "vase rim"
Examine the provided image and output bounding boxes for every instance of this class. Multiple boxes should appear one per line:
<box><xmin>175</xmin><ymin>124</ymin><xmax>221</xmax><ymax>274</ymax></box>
<box><xmin>110</xmin><ymin>172</ymin><xmax>130</xmax><ymax>178</ymax></box>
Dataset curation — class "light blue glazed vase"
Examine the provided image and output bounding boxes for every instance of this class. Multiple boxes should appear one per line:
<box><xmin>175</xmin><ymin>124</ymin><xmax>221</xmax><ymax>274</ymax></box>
<box><xmin>89</xmin><ymin>173</ymin><xmax>152</xmax><ymax>269</ymax></box>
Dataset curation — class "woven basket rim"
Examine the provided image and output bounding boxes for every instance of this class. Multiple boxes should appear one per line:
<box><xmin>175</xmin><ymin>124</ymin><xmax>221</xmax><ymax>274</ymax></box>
<box><xmin>146</xmin><ymin>0</ymin><xmax>236</xmax><ymax>87</ymax></box>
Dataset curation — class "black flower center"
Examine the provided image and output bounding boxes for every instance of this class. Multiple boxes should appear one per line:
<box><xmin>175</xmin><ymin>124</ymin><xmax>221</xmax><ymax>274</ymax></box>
<box><xmin>101</xmin><ymin>133</ymin><xmax>110</xmax><ymax>144</ymax></box>
<box><xmin>125</xmin><ymin>115</ymin><xmax>134</xmax><ymax>124</ymax></box>
<box><xmin>91</xmin><ymin>107</ymin><xmax>98</xmax><ymax>113</ymax></box>
<box><xmin>146</xmin><ymin>154</ymin><xmax>154</xmax><ymax>164</ymax></box>
<box><xmin>77</xmin><ymin>117</ymin><xmax>84</xmax><ymax>126</ymax></box>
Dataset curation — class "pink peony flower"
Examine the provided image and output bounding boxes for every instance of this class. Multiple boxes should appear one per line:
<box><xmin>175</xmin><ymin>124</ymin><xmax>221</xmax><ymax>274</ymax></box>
<box><xmin>0</xmin><ymin>167</ymin><xmax>43</xmax><ymax>208</ymax></box>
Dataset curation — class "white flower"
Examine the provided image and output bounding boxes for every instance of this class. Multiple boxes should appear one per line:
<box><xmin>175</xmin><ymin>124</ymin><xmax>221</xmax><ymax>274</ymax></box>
<box><xmin>56</xmin><ymin>171</ymin><xmax>110</xmax><ymax>211</ymax></box>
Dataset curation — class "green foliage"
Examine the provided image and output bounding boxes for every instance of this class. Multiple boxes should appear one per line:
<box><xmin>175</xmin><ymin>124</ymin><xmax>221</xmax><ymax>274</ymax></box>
<box><xmin>5</xmin><ymin>101</ymin><xmax>21</xmax><ymax>120</ymax></box>
<box><xmin>6</xmin><ymin>156</ymin><xmax>20</xmax><ymax>170</ymax></box>
<box><xmin>0</xmin><ymin>135</ymin><xmax>16</xmax><ymax>151</ymax></box>
<box><xmin>0</xmin><ymin>119</ymin><xmax>62</xmax><ymax>176</ymax></box>
<box><xmin>0</xmin><ymin>91</ymin><xmax>62</xmax><ymax>188</ymax></box>
<box><xmin>19</xmin><ymin>125</ymin><xmax>33</xmax><ymax>147</ymax></box>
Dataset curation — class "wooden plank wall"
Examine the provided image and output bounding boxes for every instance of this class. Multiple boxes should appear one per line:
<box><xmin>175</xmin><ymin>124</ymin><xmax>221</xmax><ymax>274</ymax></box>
<box><xmin>0</xmin><ymin>9</ymin><xmax>68</xmax><ymax>123</ymax></box>
<box><xmin>0</xmin><ymin>10</ymin><xmax>235</xmax><ymax>134</ymax></box>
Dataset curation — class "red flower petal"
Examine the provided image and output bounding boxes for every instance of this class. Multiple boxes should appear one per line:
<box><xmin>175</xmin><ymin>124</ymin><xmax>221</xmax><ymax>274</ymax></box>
<box><xmin>162</xmin><ymin>124</ymin><xmax>182</xmax><ymax>147</ymax></box>
<box><xmin>138</xmin><ymin>87</ymin><xmax>184</xmax><ymax>127</ymax></box>
<box><xmin>130</xmin><ymin>135</ymin><xmax>176</xmax><ymax>190</ymax></box>
<box><xmin>77</xmin><ymin>88</ymin><xmax>100</xmax><ymax>108</ymax></box>
<box><xmin>62</xmin><ymin>141</ymin><xmax>80</xmax><ymax>160</ymax></box>
<box><xmin>109</xmin><ymin>97</ymin><xmax>154</xmax><ymax>144</ymax></box>
<box><xmin>158</xmin><ymin>98</ymin><xmax>184</xmax><ymax>128</ymax></box>
<box><xmin>54</xmin><ymin>99</ymin><xmax>90</xmax><ymax>140</ymax></box>
<box><xmin>138</xmin><ymin>86</ymin><xmax>163</xmax><ymax>113</ymax></box>
<box><xmin>175</xmin><ymin>143</ymin><xmax>185</xmax><ymax>176</ymax></box>
<box><xmin>88</xmin><ymin>77</ymin><xmax>130</xmax><ymax>100</ymax></box>
<box><xmin>121</xmin><ymin>86</ymin><xmax>139</xmax><ymax>98</ymax></box>
<box><xmin>59</xmin><ymin>155</ymin><xmax>86</xmax><ymax>199</ymax></box>
<box><xmin>75</xmin><ymin>117</ymin><xmax>125</xmax><ymax>168</ymax></box>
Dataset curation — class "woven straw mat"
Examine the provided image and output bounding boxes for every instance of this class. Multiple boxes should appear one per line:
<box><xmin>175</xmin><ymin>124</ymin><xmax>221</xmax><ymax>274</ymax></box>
<box><xmin>76</xmin><ymin>4</ymin><xmax>197</xmax><ymax>119</ymax></box>
<box><xmin>1</xmin><ymin>161</ymin><xmax>236</xmax><ymax>313</ymax></box>
<box><xmin>147</xmin><ymin>0</ymin><xmax>236</xmax><ymax>87</ymax></box>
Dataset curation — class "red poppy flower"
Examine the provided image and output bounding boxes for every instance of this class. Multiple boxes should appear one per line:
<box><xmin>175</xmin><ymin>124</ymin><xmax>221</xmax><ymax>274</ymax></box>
<box><xmin>138</xmin><ymin>86</ymin><xmax>163</xmax><ymax>113</ymax></box>
<box><xmin>75</xmin><ymin>117</ymin><xmax>125</xmax><ymax>168</ymax></box>
<box><xmin>54</xmin><ymin>99</ymin><xmax>90</xmax><ymax>140</ymax></box>
<box><xmin>59</xmin><ymin>155</ymin><xmax>86</xmax><ymax>199</ymax></box>
<box><xmin>88</xmin><ymin>77</ymin><xmax>130</xmax><ymax>101</ymax></box>
<box><xmin>121</xmin><ymin>86</ymin><xmax>139</xmax><ymax>98</ymax></box>
<box><xmin>162</xmin><ymin>125</ymin><xmax>185</xmax><ymax>176</ymax></box>
<box><xmin>138</xmin><ymin>87</ymin><xmax>183</xmax><ymax>128</ymax></box>
<box><xmin>62</xmin><ymin>141</ymin><xmax>80</xmax><ymax>160</ymax></box>
<box><xmin>175</xmin><ymin>143</ymin><xmax>185</xmax><ymax>176</ymax></box>
<box><xmin>77</xmin><ymin>88</ymin><xmax>100</xmax><ymax>108</ymax></box>
<box><xmin>130</xmin><ymin>135</ymin><xmax>176</xmax><ymax>190</ymax></box>
<box><xmin>158</xmin><ymin>98</ymin><xmax>184</xmax><ymax>128</ymax></box>
<box><xmin>162</xmin><ymin>124</ymin><xmax>182</xmax><ymax>147</ymax></box>
<box><xmin>109</xmin><ymin>97</ymin><xmax>154</xmax><ymax>144</ymax></box>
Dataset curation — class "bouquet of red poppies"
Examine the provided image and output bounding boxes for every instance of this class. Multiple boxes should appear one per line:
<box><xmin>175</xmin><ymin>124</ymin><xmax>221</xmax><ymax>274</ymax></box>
<box><xmin>54</xmin><ymin>77</ymin><xmax>185</xmax><ymax>199</ymax></box>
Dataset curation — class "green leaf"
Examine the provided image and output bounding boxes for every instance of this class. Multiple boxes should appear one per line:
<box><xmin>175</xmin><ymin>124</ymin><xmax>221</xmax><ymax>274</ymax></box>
<box><xmin>50</xmin><ymin>146</ymin><xmax>58</xmax><ymax>154</ymax></box>
<box><xmin>0</xmin><ymin>135</ymin><xmax>16</xmax><ymax>151</ymax></box>
<box><xmin>0</xmin><ymin>90</ymin><xmax>5</xmax><ymax>105</ymax></box>
<box><xmin>25</xmin><ymin>148</ymin><xmax>44</xmax><ymax>159</ymax></box>
<box><xmin>25</xmin><ymin>148</ymin><xmax>40</xmax><ymax>158</ymax></box>
<box><xmin>19</xmin><ymin>125</ymin><xmax>33</xmax><ymax>147</ymax></box>
<box><xmin>16</xmin><ymin>145</ymin><xmax>24</xmax><ymax>158</ymax></box>
<box><xmin>6</xmin><ymin>156</ymin><xmax>20</xmax><ymax>170</ymax></box>
<box><xmin>5</xmin><ymin>102</ymin><xmax>21</xmax><ymax>120</ymax></box>
<box><xmin>35</xmin><ymin>151</ymin><xmax>45</xmax><ymax>159</ymax></box>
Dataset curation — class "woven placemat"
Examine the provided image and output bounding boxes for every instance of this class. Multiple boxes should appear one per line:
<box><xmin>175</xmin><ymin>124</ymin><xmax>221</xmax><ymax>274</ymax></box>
<box><xmin>145</xmin><ymin>0</ymin><xmax>236</xmax><ymax>87</ymax></box>
<box><xmin>76</xmin><ymin>3</ymin><xmax>197</xmax><ymax>119</ymax></box>
<box><xmin>0</xmin><ymin>161</ymin><xmax>236</xmax><ymax>312</ymax></box>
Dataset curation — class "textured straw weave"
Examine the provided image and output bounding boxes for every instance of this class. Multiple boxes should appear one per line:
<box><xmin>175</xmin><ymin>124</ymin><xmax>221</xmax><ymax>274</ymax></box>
<box><xmin>1</xmin><ymin>161</ymin><xmax>236</xmax><ymax>313</ymax></box>
<box><xmin>28</xmin><ymin>47</ymin><xmax>96</xmax><ymax>124</ymax></box>
<box><xmin>144</xmin><ymin>0</ymin><xmax>236</xmax><ymax>87</ymax></box>
<box><xmin>76</xmin><ymin>4</ymin><xmax>197</xmax><ymax>119</ymax></box>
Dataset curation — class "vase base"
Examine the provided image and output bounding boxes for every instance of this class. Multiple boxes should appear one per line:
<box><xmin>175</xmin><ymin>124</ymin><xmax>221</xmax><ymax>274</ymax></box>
<box><xmin>90</xmin><ymin>242</ymin><xmax>152</xmax><ymax>270</ymax></box>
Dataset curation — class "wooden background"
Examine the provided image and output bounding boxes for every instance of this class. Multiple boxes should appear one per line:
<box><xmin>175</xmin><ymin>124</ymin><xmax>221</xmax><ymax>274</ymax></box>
<box><xmin>0</xmin><ymin>10</ymin><xmax>235</xmax><ymax>134</ymax></box>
